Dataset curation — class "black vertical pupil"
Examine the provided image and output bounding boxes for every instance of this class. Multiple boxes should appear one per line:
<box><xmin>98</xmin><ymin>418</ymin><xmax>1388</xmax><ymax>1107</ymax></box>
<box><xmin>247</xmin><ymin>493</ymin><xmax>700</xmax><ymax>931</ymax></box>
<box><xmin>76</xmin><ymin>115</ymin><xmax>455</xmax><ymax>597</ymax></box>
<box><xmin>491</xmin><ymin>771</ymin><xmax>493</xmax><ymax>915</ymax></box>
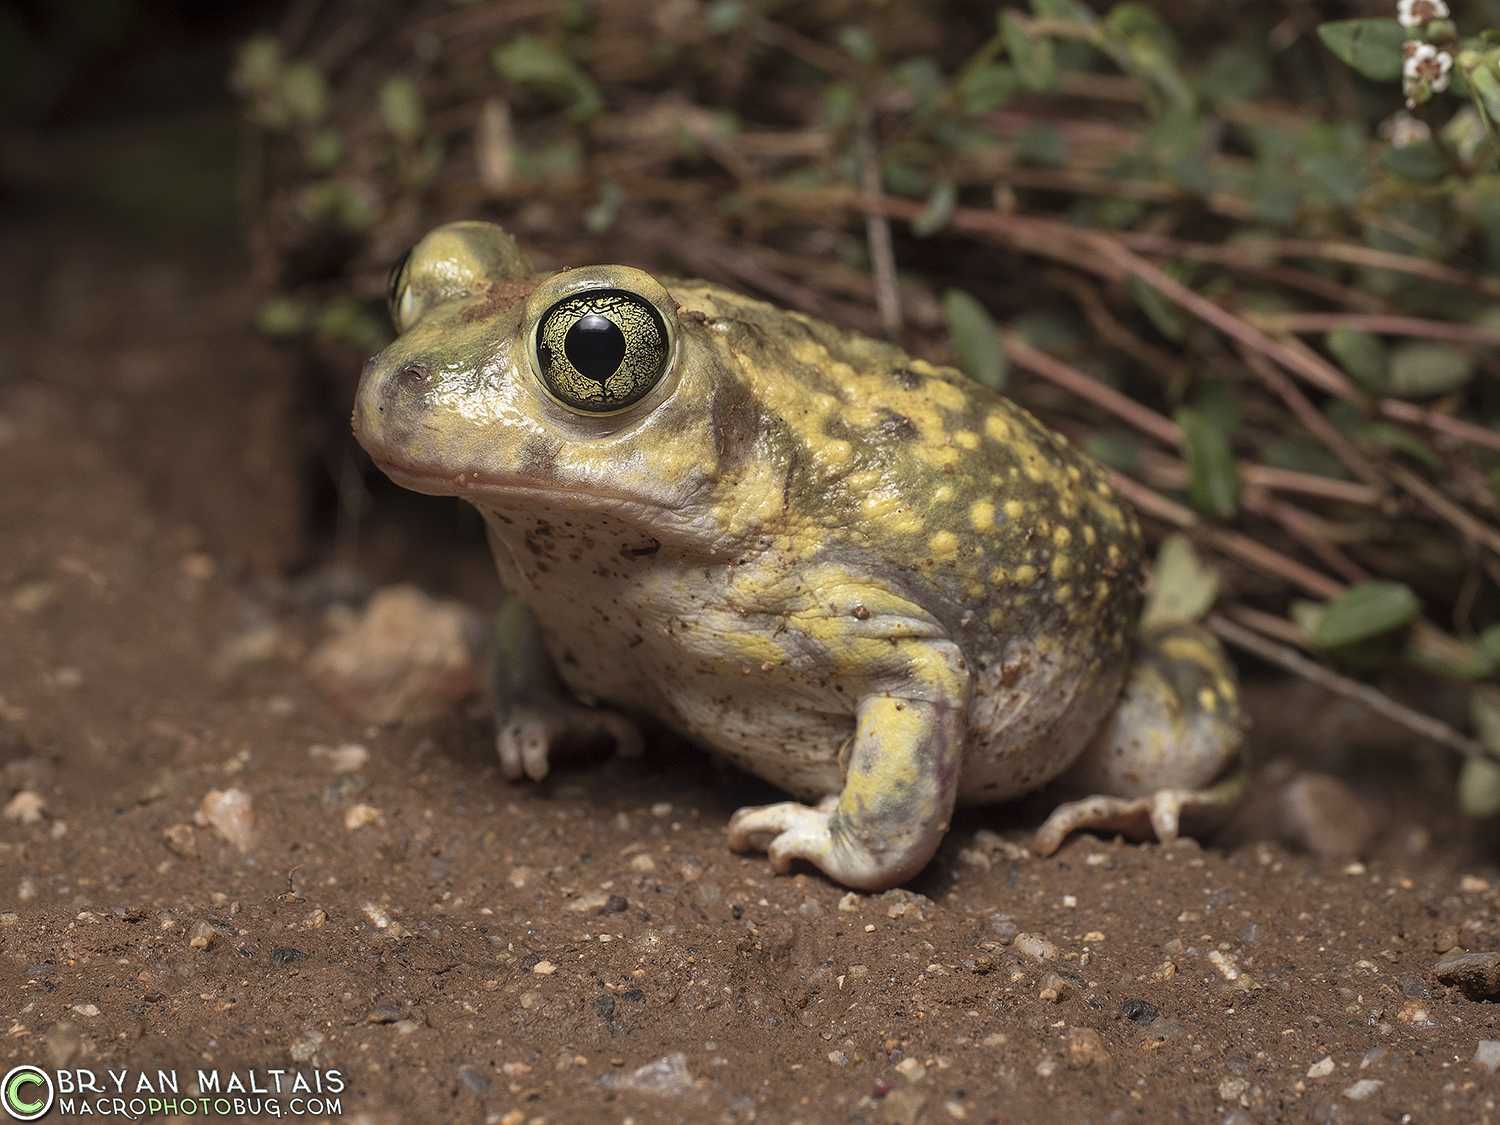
<box><xmin>564</xmin><ymin>314</ymin><xmax>627</xmax><ymax>383</ymax></box>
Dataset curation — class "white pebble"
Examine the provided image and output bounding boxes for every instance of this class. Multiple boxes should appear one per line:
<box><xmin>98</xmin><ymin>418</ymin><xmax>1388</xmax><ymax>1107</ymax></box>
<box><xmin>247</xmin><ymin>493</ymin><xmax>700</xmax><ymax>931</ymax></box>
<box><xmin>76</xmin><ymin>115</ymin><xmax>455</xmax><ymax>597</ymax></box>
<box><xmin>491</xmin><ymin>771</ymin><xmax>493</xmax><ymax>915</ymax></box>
<box><xmin>194</xmin><ymin>788</ymin><xmax>255</xmax><ymax>851</ymax></box>
<box><xmin>1306</xmin><ymin>1056</ymin><xmax>1335</xmax><ymax>1078</ymax></box>
<box><xmin>1474</xmin><ymin>1040</ymin><xmax>1500</xmax><ymax>1075</ymax></box>
<box><xmin>1341</xmin><ymin>1079</ymin><xmax>1382</xmax><ymax>1101</ymax></box>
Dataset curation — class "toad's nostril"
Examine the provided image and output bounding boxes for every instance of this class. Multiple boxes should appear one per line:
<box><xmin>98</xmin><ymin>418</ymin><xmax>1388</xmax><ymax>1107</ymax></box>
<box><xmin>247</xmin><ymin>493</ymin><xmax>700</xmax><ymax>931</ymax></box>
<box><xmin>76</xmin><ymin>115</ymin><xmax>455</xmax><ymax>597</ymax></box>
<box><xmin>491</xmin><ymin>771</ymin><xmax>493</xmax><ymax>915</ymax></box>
<box><xmin>398</xmin><ymin>362</ymin><xmax>431</xmax><ymax>388</ymax></box>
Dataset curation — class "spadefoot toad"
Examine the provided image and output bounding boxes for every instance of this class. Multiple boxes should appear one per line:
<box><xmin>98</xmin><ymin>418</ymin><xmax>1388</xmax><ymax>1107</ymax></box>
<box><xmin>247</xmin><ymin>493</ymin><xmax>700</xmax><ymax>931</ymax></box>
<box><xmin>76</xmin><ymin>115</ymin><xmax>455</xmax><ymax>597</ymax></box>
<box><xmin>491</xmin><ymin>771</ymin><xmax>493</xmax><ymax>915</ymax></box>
<box><xmin>354</xmin><ymin>221</ymin><xmax>1245</xmax><ymax>890</ymax></box>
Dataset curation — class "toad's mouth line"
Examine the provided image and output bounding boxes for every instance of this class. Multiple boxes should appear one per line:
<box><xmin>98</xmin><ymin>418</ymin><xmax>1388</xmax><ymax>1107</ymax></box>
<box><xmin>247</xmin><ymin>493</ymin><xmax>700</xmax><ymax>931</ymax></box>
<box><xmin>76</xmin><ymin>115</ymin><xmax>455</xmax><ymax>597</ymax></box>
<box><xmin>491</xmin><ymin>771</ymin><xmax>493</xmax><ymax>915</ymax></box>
<box><xmin>369</xmin><ymin>454</ymin><xmax>694</xmax><ymax>525</ymax></box>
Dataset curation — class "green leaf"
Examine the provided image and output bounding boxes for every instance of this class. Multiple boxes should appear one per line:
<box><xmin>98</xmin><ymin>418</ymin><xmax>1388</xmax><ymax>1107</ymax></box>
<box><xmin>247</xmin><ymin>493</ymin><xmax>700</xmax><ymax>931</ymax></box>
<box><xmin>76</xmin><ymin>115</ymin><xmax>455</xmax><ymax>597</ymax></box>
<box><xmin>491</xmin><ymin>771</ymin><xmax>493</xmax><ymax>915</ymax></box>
<box><xmin>1013</xmin><ymin>122</ymin><xmax>1067</xmax><ymax>167</ymax></box>
<box><xmin>1458</xmin><ymin>755</ymin><xmax>1500</xmax><ymax>817</ymax></box>
<box><xmin>255</xmin><ymin>297</ymin><xmax>310</xmax><ymax>338</ymax></box>
<box><xmin>1030</xmin><ymin>0</ymin><xmax>1096</xmax><ymax>23</ymax></box>
<box><xmin>942</xmin><ymin>290</ymin><xmax>1007</xmax><ymax>390</ymax></box>
<box><xmin>959</xmin><ymin>63</ymin><xmax>1020</xmax><ymax>113</ymax></box>
<box><xmin>1083</xmin><ymin>429</ymin><xmax>1143</xmax><ymax>474</ymax></box>
<box><xmin>1174</xmin><ymin>407</ymin><xmax>1239</xmax><ymax>519</ymax></box>
<box><xmin>1248</xmin><ymin>160</ymin><xmax>1302</xmax><ymax>225</ymax></box>
<box><xmin>493</xmin><ymin>36</ymin><xmax>602</xmax><ymax>123</ymax></box>
<box><xmin>1387</xmin><ymin>341</ymin><xmax>1476</xmax><ymax>398</ymax></box>
<box><xmin>1317</xmin><ymin>19</ymin><xmax>1406</xmax><ymax>82</ymax></box>
<box><xmin>1197</xmin><ymin>42</ymin><xmax>1269</xmax><ymax>103</ymax></box>
<box><xmin>1325</xmin><ymin>327</ymin><xmax>1389</xmax><ymax>394</ymax></box>
<box><xmin>704</xmin><ymin>0</ymin><xmax>746</xmax><ymax>35</ymax></box>
<box><xmin>1382</xmin><ymin>140</ymin><xmax>1450</xmax><ymax>182</ymax></box>
<box><xmin>1002</xmin><ymin>12</ymin><xmax>1057</xmax><ymax>93</ymax></box>
<box><xmin>910</xmin><ymin>181</ymin><xmax>956</xmax><ymax>238</ymax></box>
<box><xmin>279</xmin><ymin>60</ymin><xmax>328</xmax><ymax>126</ymax></box>
<box><xmin>583</xmin><ymin>179</ymin><xmax>622</xmax><ymax>234</ymax></box>
<box><xmin>822</xmin><ymin>83</ymin><xmax>857</xmax><ymax>130</ymax></box>
<box><xmin>837</xmin><ymin>26</ymin><xmax>878</xmax><ymax>68</ymax></box>
<box><xmin>1141</xmin><ymin>533</ymin><xmax>1220</xmax><ymax>628</ymax></box>
<box><xmin>1364</xmin><ymin>423</ymin><xmax>1443</xmax><ymax>468</ymax></box>
<box><xmin>1312</xmin><ymin>581</ymin><xmax>1422</xmax><ymax>649</ymax></box>
<box><xmin>1191</xmin><ymin>379</ymin><xmax>1241</xmax><ymax>435</ymax></box>
<box><xmin>1460</xmin><ymin>49</ymin><xmax>1500</xmax><ymax>154</ymax></box>
<box><xmin>1472</xmin><ymin>686</ymin><xmax>1500</xmax><ymax>756</ymax></box>
<box><xmin>894</xmin><ymin>56</ymin><xmax>944</xmax><ymax>120</ymax></box>
<box><xmin>379</xmin><ymin>76</ymin><xmax>424</xmax><ymax>144</ymax></box>
<box><xmin>1104</xmin><ymin>4</ymin><xmax>1178</xmax><ymax>58</ymax></box>
<box><xmin>1259</xmin><ymin>438</ymin><xmax>1349</xmax><ymax>480</ymax></box>
<box><xmin>1129</xmin><ymin>275</ymin><xmax>1188</xmax><ymax>341</ymax></box>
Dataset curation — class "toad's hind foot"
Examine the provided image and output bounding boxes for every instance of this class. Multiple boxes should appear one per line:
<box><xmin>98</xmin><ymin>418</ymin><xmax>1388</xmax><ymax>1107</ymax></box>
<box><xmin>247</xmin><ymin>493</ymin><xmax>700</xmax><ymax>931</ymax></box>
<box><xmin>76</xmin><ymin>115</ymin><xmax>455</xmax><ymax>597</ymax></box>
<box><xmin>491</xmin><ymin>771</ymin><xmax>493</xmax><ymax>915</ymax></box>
<box><xmin>1032</xmin><ymin>749</ymin><xmax>1249</xmax><ymax>856</ymax></box>
<box><xmin>1033</xmin><ymin>620</ymin><xmax>1247</xmax><ymax>856</ymax></box>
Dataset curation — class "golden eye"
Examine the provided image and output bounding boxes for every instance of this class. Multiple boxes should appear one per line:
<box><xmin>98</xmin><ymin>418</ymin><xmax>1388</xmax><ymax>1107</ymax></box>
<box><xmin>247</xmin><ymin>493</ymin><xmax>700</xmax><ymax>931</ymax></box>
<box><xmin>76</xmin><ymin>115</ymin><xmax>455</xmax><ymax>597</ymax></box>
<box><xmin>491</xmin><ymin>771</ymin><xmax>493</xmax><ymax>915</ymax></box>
<box><xmin>533</xmin><ymin>289</ymin><xmax>669</xmax><ymax>413</ymax></box>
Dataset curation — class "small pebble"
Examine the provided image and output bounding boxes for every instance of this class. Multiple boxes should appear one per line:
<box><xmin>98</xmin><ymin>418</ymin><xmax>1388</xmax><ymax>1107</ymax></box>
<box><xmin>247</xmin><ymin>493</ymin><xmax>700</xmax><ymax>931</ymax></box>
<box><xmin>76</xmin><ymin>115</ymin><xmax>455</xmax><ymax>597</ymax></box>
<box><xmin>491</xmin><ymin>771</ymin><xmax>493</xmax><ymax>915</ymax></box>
<box><xmin>1065</xmin><ymin>1027</ymin><xmax>1111</xmax><ymax>1071</ymax></box>
<box><xmin>1473</xmin><ymin>1040</ymin><xmax>1500</xmax><ymax>1075</ymax></box>
<box><xmin>1276</xmin><ymin>773</ymin><xmax>1375</xmax><ymax>858</ymax></box>
<box><xmin>188</xmin><ymin>921</ymin><xmax>218</xmax><ymax>950</ymax></box>
<box><xmin>1122</xmin><ymin>999</ymin><xmax>1159</xmax><ymax>1025</ymax></box>
<box><xmin>531</xmin><ymin>960</ymin><xmax>557</xmax><ymax>975</ymax></box>
<box><xmin>310</xmin><ymin>743</ymin><xmax>370</xmax><ymax>773</ymax></box>
<box><xmin>1306</xmin><ymin>1056</ymin><xmax>1335</xmax><ymax>1078</ymax></box>
<box><xmin>344</xmin><ymin>803</ymin><xmax>382</xmax><ymax>830</ymax></box>
<box><xmin>3</xmin><ymin>791</ymin><xmax>45</xmax><ymax>825</ymax></box>
<box><xmin>1013</xmin><ymin>934</ymin><xmax>1059</xmax><ymax>963</ymax></box>
<box><xmin>1217</xmin><ymin>1078</ymin><xmax>1248</xmax><ymax>1102</ymax></box>
<box><xmin>1341</xmin><ymin>1079</ymin><xmax>1382</xmax><ymax>1101</ymax></box>
<box><xmin>70</xmin><ymin>1004</ymin><xmax>99</xmax><ymax>1018</ymax></box>
<box><xmin>162</xmin><ymin>824</ymin><xmax>197</xmax><ymax>859</ymax></box>
<box><xmin>1038</xmin><ymin>972</ymin><xmax>1070</xmax><ymax>1002</ymax></box>
<box><xmin>304</xmin><ymin>585</ymin><xmax>479</xmax><ymax>723</ymax></box>
<box><xmin>194</xmin><ymin>788</ymin><xmax>255</xmax><ymax>851</ymax></box>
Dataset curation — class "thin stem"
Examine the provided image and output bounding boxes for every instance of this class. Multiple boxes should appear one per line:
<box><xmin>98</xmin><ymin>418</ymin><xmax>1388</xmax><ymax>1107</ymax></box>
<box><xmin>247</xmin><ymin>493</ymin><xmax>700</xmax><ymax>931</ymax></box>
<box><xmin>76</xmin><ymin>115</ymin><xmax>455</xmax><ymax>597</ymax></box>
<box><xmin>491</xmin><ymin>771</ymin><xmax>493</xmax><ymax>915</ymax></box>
<box><xmin>1207</xmin><ymin>613</ymin><xmax>1485</xmax><ymax>760</ymax></box>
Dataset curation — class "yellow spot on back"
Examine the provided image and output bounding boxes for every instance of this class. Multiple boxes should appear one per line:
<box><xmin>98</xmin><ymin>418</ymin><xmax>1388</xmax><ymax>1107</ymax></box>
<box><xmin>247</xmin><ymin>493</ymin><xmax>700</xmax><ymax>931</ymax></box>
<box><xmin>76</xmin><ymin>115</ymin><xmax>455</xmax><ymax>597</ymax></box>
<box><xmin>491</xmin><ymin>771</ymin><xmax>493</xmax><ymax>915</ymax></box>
<box><xmin>1198</xmin><ymin>688</ymin><xmax>1218</xmax><ymax>712</ymax></box>
<box><xmin>934</xmin><ymin>485</ymin><xmax>953</xmax><ymax>503</ymax></box>
<box><xmin>954</xmin><ymin>430</ymin><xmax>979</xmax><ymax>450</ymax></box>
<box><xmin>1014</xmin><ymin>564</ymin><xmax>1037</xmax><ymax>586</ymax></box>
<box><xmin>985</xmin><ymin>413</ymin><xmax>1013</xmax><ymax>443</ymax></box>
<box><xmin>927</xmin><ymin>381</ymin><xmax>968</xmax><ymax>412</ymax></box>
<box><xmin>1055</xmin><ymin>584</ymin><xmax>1073</xmax><ymax>604</ymax></box>
<box><xmin>929</xmin><ymin>530</ymin><xmax>959</xmax><ymax>558</ymax></box>
<box><xmin>1053</xmin><ymin>526</ymin><xmax>1072</xmax><ymax>548</ymax></box>
<box><xmin>1003</xmin><ymin>499</ymin><xmax>1026</xmax><ymax>521</ymax></box>
<box><xmin>989</xmin><ymin>566</ymin><xmax>1010</xmax><ymax>587</ymax></box>
<box><xmin>970</xmin><ymin>501</ymin><xmax>995</xmax><ymax>531</ymax></box>
<box><xmin>1083</xmin><ymin>525</ymin><xmax>1097</xmax><ymax>546</ymax></box>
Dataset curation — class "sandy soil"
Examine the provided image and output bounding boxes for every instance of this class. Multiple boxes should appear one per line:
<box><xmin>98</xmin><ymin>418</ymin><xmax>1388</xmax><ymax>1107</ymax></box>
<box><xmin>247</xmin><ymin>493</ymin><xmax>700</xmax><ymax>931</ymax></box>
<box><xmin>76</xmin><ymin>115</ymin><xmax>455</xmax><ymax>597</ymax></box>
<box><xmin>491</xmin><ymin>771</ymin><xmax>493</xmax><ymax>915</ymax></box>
<box><xmin>5</xmin><ymin>221</ymin><xmax>1500</xmax><ymax>1125</ymax></box>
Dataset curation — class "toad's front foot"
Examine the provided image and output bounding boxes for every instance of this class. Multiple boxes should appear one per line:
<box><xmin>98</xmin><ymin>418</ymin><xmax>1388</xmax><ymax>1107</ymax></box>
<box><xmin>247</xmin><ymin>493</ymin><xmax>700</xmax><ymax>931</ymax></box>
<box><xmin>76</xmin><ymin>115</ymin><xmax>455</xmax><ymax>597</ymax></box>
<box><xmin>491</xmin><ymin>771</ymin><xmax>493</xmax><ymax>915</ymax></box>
<box><xmin>497</xmin><ymin>706</ymin><xmax>643</xmax><ymax>782</ymax></box>
<box><xmin>728</xmin><ymin>795</ymin><xmax>943</xmax><ymax>891</ymax></box>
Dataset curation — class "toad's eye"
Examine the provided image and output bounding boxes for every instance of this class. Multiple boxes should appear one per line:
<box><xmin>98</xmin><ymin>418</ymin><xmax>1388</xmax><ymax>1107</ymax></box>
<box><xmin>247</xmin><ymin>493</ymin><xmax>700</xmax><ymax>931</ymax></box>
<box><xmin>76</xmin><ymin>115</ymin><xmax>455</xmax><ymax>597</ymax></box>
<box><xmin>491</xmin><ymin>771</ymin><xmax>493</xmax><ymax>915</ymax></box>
<box><xmin>533</xmin><ymin>289</ymin><xmax>669</xmax><ymax>413</ymax></box>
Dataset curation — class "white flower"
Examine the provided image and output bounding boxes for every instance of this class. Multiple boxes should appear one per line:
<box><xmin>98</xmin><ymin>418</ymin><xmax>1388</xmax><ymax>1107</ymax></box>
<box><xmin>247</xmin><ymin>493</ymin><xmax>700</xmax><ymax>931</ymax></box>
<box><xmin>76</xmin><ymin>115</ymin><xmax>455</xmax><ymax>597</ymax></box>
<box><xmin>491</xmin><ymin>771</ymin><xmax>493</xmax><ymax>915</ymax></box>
<box><xmin>1379</xmin><ymin>109</ymin><xmax>1431</xmax><ymax>148</ymax></box>
<box><xmin>1397</xmin><ymin>0</ymin><xmax>1450</xmax><ymax>27</ymax></box>
<box><xmin>1403</xmin><ymin>41</ymin><xmax>1453</xmax><ymax>102</ymax></box>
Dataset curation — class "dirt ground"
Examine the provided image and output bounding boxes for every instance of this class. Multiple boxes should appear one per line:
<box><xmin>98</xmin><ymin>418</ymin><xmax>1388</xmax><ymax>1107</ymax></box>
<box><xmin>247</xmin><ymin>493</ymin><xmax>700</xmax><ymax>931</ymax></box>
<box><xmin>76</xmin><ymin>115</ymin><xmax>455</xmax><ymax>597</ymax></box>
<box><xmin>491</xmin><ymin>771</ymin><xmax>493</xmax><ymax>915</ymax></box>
<box><xmin>8</xmin><ymin>220</ymin><xmax>1500</xmax><ymax>1125</ymax></box>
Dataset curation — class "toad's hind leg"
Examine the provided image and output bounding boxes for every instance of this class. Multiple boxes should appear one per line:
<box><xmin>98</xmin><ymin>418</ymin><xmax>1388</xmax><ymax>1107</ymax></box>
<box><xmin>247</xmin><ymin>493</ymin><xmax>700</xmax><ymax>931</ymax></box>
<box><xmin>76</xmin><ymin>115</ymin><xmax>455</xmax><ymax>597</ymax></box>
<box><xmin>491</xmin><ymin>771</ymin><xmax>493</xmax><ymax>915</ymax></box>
<box><xmin>727</xmin><ymin>639</ymin><xmax>968</xmax><ymax>891</ymax></box>
<box><xmin>1033</xmin><ymin>620</ymin><xmax>1246</xmax><ymax>856</ymax></box>
<box><xmin>492</xmin><ymin>596</ymin><xmax>642</xmax><ymax>781</ymax></box>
